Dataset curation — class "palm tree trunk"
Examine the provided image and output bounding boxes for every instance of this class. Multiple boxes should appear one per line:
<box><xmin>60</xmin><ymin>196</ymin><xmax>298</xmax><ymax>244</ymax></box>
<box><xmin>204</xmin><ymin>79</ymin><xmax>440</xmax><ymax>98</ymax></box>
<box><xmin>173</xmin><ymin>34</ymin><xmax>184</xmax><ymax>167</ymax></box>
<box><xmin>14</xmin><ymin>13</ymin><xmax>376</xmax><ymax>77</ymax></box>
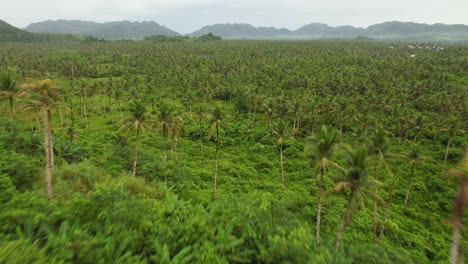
<box><xmin>132</xmin><ymin>128</ymin><xmax>140</xmax><ymax>177</ymax></box>
<box><xmin>35</xmin><ymin>107</ymin><xmax>41</xmax><ymax>131</ymax></box>
<box><xmin>47</xmin><ymin>110</ymin><xmax>54</xmax><ymax>169</ymax></box>
<box><xmin>450</xmin><ymin>219</ymin><xmax>461</xmax><ymax>264</ymax></box>
<box><xmin>163</xmin><ymin>124</ymin><xmax>167</xmax><ymax>161</ymax></box>
<box><xmin>339</xmin><ymin>112</ymin><xmax>344</xmax><ymax>143</ymax></box>
<box><xmin>58</xmin><ymin>107</ymin><xmax>64</xmax><ymax>127</ymax></box>
<box><xmin>442</xmin><ymin>132</ymin><xmax>452</xmax><ymax>175</ymax></box>
<box><xmin>118</xmin><ymin>99</ymin><xmax>124</xmax><ymax>124</ymax></box>
<box><xmin>214</xmin><ymin>123</ymin><xmax>219</xmax><ymax>200</ymax></box>
<box><xmin>250</xmin><ymin>101</ymin><xmax>257</xmax><ymax>130</ymax></box>
<box><xmin>404</xmin><ymin>162</ymin><xmax>416</xmax><ymax>207</ymax></box>
<box><xmin>49</xmin><ymin>129</ymin><xmax>54</xmax><ymax>168</ymax></box>
<box><xmin>41</xmin><ymin>103</ymin><xmax>53</xmax><ymax>200</ymax></box>
<box><xmin>292</xmin><ymin>118</ymin><xmax>296</xmax><ymax>138</ymax></box>
<box><xmin>316</xmin><ymin>167</ymin><xmax>324</xmax><ymax>245</ymax></box>
<box><xmin>269</xmin><ymin>115</ymin><xmax>273</xmax><ymax>136</ymax></box>
<box><xmin>373</xmin><ymin>165</ymin><xmax>378</xmax><ymax>240</ymax></box>
<box><xmin>336</xmin><ymin>198</ymin><xmax>352</xmax><ymax>251</ymax></box>
<box><xmin>8</xmin><ymin>96</ymin><xmax>14</xmax><ymax>121</ymax></box>
<box><xmin>280</xmin><ymin>142</ymin><xmax>285</xmax><ymax>191</ymax></box>
<box><xmin>379</xmin><ymin>177</ymin><xmax>396</xmax><ymax>239</ymax></box>
<box><xmin>199</xmin><ymin>116</ymin><xmax>203</xmax><ymax>152</ymax></box>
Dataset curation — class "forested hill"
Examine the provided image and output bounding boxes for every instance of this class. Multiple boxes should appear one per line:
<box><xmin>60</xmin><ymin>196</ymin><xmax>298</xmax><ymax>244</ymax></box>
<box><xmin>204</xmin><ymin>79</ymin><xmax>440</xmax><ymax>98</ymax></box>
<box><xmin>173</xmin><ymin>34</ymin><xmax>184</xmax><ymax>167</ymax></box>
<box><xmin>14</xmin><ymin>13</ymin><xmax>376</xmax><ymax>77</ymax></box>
<box><xmin>189</xmin><ymin>21</ymin><xmax>468</xmax><ymax>40</ymax></box>
<box><xmin>0</xmin><ymin>20</ymin><xmax>78</xmax><ymax>42</ymax></box>
<box><xmin>25</xmin><ymin>20</ymin><xmax>180</xmax><ymax>40</ymax></box>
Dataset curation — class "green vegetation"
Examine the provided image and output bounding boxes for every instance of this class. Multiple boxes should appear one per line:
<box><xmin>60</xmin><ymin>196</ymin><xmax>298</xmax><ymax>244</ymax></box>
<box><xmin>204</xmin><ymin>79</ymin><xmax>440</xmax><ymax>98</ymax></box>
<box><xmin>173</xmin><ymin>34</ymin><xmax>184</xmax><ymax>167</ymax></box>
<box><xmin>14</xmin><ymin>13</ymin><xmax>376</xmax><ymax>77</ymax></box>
<box><xmin>0</xmin><ymin>40</ymin><xmax>467</xmax><ymax>263</ymax></box>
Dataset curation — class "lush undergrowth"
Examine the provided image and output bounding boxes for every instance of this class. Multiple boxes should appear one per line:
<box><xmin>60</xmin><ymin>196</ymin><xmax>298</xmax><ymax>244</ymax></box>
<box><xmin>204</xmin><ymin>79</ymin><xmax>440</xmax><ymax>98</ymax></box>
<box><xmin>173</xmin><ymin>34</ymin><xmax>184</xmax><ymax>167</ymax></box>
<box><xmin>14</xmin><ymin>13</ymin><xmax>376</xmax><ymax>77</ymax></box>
<box><xmin>0</xmin><ymin>40</ymin><xmax>467</xmax><ymax>263</ymax></box>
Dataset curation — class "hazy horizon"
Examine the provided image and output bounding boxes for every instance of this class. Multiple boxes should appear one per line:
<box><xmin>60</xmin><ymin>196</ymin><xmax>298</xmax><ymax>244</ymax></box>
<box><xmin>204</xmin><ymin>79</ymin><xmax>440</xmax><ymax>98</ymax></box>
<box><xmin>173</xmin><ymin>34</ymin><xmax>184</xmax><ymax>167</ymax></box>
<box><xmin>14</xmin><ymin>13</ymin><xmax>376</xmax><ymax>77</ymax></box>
<box><xmin>2</xmin><ymin>0</ymin><xmax>468</xmax><ymax>34</ymax></box>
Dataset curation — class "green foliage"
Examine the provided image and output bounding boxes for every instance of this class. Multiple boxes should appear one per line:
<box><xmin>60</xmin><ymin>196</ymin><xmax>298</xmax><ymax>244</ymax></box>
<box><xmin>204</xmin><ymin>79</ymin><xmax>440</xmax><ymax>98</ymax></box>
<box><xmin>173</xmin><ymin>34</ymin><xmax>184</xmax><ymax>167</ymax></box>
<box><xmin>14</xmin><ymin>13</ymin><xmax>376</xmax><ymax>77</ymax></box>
<box><xmin>0</xmin><ymin>174</ymin><xmax>15</xmax><ymax>203</ymax></box>
<box><xmin>0</xmin><ymin>40</ymin><xmax>466</xmax><ymax>263</ymax></box>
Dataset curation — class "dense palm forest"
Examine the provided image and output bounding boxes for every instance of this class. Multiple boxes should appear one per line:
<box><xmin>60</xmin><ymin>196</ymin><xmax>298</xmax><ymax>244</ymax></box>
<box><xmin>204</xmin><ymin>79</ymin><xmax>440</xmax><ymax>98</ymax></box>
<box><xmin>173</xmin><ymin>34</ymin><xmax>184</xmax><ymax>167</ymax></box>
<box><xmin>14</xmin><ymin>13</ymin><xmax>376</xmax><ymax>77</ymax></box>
<box><xmin>0</xmin><ymin>40</ymin><xmax>467</xmax><ymax>263</ymax></box>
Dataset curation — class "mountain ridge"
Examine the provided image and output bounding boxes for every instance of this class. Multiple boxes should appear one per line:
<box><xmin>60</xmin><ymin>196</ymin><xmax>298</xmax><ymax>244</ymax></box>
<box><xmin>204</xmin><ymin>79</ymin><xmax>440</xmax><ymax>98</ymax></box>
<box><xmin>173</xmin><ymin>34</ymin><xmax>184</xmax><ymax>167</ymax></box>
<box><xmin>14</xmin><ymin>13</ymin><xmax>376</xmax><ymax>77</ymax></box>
<box><xmin>0</xmin><ymin>20</ymin><xmax>77</xmax><ymax>42</ymax></box>
<box><xmin>25</xmin><ymin>20</ymin><xmax>180</xmax><ymax>40</ymax></box>
<box><xmin>190</xmin><ymin>21</ymin><xmax>468</xmax><ymax>40</ymax></box>
<box><xmin>16</xmin><ymin>19</ymin><xmax>468</xmax><ymax>41</ymax></box>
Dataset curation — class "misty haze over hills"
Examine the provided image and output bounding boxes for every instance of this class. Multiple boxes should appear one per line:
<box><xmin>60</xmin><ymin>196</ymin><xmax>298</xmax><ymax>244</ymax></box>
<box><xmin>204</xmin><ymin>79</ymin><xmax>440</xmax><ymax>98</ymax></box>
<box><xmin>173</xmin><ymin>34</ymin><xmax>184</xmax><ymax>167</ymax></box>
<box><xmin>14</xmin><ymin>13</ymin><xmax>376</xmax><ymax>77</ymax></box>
<box><xmin>9</xmin><ymin>19</ymin><xmax>468</xmax><ymax>41</ymax></box>
<box><xmin>25</xmin><ymin>20</ymin><xmax>180</xmax><ymax>40</ymax></box>
<box><xmin>189</xmin><ymin>21</ymin><xmax>468</xmax><ymax>40</ymax></box>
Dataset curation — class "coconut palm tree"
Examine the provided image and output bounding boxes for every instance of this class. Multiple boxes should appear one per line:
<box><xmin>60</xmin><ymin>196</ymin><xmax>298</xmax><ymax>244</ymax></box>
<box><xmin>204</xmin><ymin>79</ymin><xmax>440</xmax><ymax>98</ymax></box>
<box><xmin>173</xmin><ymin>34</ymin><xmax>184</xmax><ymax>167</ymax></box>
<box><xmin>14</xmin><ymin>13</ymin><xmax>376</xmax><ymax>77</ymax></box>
<box><xmin>121</xmin><ymin>101</ymin><xmax>150</xmax><ymax>177</ymax></box>
<box><xmin>367</xmin><ymin>126</ymin><xmax>392</xmax><ymax>240</ymax></box>
<box><xmin>404</xmin><ymin>144</ymin><xmax>430</xmax><ymax>207</ymax></box>
<box><xmin>210</xmin><ymin>105</ymin><xmax>223</xmax><ymax>200</ymax></box>
<box><xmin>273</xmin><ymin>119</ymin><xmax>289</xmax><ymax>192</ymax></box>
<box><xmin>21</xmin><ymin>79</ymin><xmax>60</xmax><ymax>200</ymax></box>
<box><xmin>333</xmin><ymin>146</ymin><xmax>383</xmax><ymax>251</ymax></box>
<box><xmin>441</xmin><ymin>118</ymin><xmax>465</xmax><ymax>175</ymax></box>
<box><xmin>157</xmin><ymin>101</ymin><xmax>174</xmax><ymax>161</ymax></box>
<box><xmin>170</xmin><ymin>113</ymin><xmax>184</xmax><ymax>154</ymax></box>
<box><xmin>263</xmin><ymin>99</ymin><xmax>275</xmax><ymax>136</ymax></box>
<box><xmin>446</xmin><ymin>151</ymin><xmax>467</xmax><ymax>264</ymax></box>
<box><xmin>196</xmin><ymin>105</ymin><xmax>207</xmax><ymax>152</ymax></box>
<box><xmin>0</xmin><ymin>70</ymin><xmax>20</xmax><ymax>123</ymax></box>
<box><xmin>304</xmin><ymin>125</ymin><xmax>341</xmax><ymax>245</ymax></box>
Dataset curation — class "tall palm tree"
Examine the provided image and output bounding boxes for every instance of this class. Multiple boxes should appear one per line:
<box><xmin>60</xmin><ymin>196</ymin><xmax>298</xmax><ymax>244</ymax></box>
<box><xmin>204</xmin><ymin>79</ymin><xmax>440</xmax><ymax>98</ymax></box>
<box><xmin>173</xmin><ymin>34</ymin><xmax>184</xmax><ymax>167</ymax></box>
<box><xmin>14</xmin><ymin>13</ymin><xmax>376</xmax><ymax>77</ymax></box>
<box><xmin>170</xmin><ymin>113</ymin><xmax>184</xmax><ymax>154</ymax></box>
<box><xmin>441</xmin><ymin>118</ymin><xmax>465</xmax><ymax>175</ymax></box>
<box><xmin>333</xmin><ymin>146</ymin><xmax>383</xmax><ymax>251</ymax></box>
<box><xmin>121</xmin><ymin>101</ymin><xmax>150</xmax><ymax>177</ymax></box>
<box><xmin>0</xmin><ymin>70</ymin><xmax>20</xmax><ymax>123</ymax></box>
<box><xmin>263</xmin><ymin>99</ymin><xmax>275</xmax><ymax>136</ymax></box>
<box><xmin>273</xmin><ymin>119</ymin><xmax>289</xmax><ymax>192</ymax></box>
<box><xmin>447</xmin><ymin>151</ymin><xmax>467</xmax><ymax>264</ymax></box>
<box><xmin>22</xmin><ymin>79</ymin><xmax>60</xmax><ymax>200</ymax></box>
<box><xmin>196</xmin><ymin>105</ymin><xmax>206</xmax><ymax>152</ymax></box>
<box><xmin>210</xmin><ymin>105</ymin><xmax>223</xmax><ymax>200</ymax></box>
<box><xmin>304</xmin><ymin>125</ymin><xmax>341</xmax><ymax>245</ymax></box>
<box><xmin>404</xmin><ymin>144</ymin><xmax>429</xmax><ymax>207</ymax></box>
<box><xmin>157</xmin><ymin>101</ymin><xmax>174</xmax><ymax>161</ymax></box>
<box><xmin>367</xmin><ymin>127</ymin><xmax>392</xmax><ymax>240</ymax></box>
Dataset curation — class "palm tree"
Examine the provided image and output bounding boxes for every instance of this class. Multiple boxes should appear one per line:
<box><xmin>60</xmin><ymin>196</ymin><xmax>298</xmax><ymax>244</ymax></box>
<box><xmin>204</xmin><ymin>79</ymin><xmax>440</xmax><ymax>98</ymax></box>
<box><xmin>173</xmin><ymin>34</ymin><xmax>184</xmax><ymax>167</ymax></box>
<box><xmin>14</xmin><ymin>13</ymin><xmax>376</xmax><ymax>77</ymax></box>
<box><xmin>121</xmin><ymin>101</ymin><xmax>150</xmax><ymax>177</ymax></box>
<box><xmin>273</xmin><ymin>119</ymin><xmax>289</xmax><ymax>192</ymax></box>
<box><xmin>0</xmin><ymin>70</ymin><xmax>20</xmax><ymax>123</ymax></box>
<box><xmin>196</xmin><ymin>105</ymin><xmax>206</xmax><ymax>152</ymax></box>
<box><xmin>404</xmin><ymin>144</ymin><xmax>429</xmax><ymax>207</ymax></box>
<box><xmin>447</xmin><ymin>151</ymin><xmax>467</xmax><ymax>264</ymax></box>
<box><xmin>367</xmin><ymin>127</ymin><xmax>392</xmax><ymax>240</ymax></box>
<box><xmin>441</xmin><ymin>118</ymin><xmax>465</xmax><ymax>175</ymax></box>
<box><xmin>170</xmin><ymin>113</ymin><xmax>184</xmax><ymax>154</ymax></box>
<box><xmin>21</xmin><ymin>79</ymin><xmax>60</xmax><ymax>200</ymax></box>
<box><xmin>210</xmin><ymin>105</ymin><xmax>223</xmax><ymax>200</ymax></box>
<box><xmin>157</xmin><ymin>101</ymin><xmax>174</xmax><ymax>161</ymax></box>
<box><xmin>333</xmin><ymin>146</ymin><xmax>383</xmax><ymax>251</ymax></box>
<box><xmin>304</xmin><ymin>125</ymin><xmax>340</xmax><ymax>245</ymax></box>
<box><xmin>263</xmin><ymin>99</ymin><xmax>275</xmax><ymax>136</ymax></box>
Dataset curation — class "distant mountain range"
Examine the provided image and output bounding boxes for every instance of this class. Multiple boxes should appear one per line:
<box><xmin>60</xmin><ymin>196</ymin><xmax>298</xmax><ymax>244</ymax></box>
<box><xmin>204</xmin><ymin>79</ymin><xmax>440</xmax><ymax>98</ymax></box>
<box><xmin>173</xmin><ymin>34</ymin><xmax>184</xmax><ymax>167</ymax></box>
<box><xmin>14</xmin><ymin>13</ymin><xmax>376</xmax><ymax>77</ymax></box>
<box><xmin>189</xmin><ymin>21</ymin><xmax>468</xmax><ymax>40</ymax></box>
<box><xmin>25</xmin><ymin>20</ymin><xmax>180</xmax><ymax>40</ymax></box>
<box><xmin>1</xmin><ymin>19</ymin><xmax>468</xmax><ymax>41</ymax></box>
<box><xmin>0</xmin><ymin>20</ymin><xmax>77</xmax><ymax>42</ymax></box>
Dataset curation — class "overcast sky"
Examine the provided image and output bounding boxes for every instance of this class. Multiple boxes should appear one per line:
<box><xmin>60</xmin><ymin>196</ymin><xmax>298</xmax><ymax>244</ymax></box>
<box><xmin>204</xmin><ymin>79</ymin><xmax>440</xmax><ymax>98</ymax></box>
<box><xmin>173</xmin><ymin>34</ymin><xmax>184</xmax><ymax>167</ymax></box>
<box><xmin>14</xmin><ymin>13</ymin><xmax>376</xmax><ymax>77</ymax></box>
<box><xmin>2</xmin><ymin>0</ymin><xmax>467</xmax><ymax>34</ymax></box>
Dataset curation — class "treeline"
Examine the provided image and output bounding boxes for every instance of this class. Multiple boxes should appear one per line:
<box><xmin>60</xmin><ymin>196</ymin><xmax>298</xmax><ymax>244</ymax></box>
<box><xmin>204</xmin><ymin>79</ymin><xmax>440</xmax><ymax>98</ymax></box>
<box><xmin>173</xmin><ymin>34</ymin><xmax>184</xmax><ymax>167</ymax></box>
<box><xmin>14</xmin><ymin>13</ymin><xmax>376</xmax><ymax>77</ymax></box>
<box><xmin>144</xmin><ymin>33</ymin><xmax>222</xmax><ymax>42</ymax></box>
